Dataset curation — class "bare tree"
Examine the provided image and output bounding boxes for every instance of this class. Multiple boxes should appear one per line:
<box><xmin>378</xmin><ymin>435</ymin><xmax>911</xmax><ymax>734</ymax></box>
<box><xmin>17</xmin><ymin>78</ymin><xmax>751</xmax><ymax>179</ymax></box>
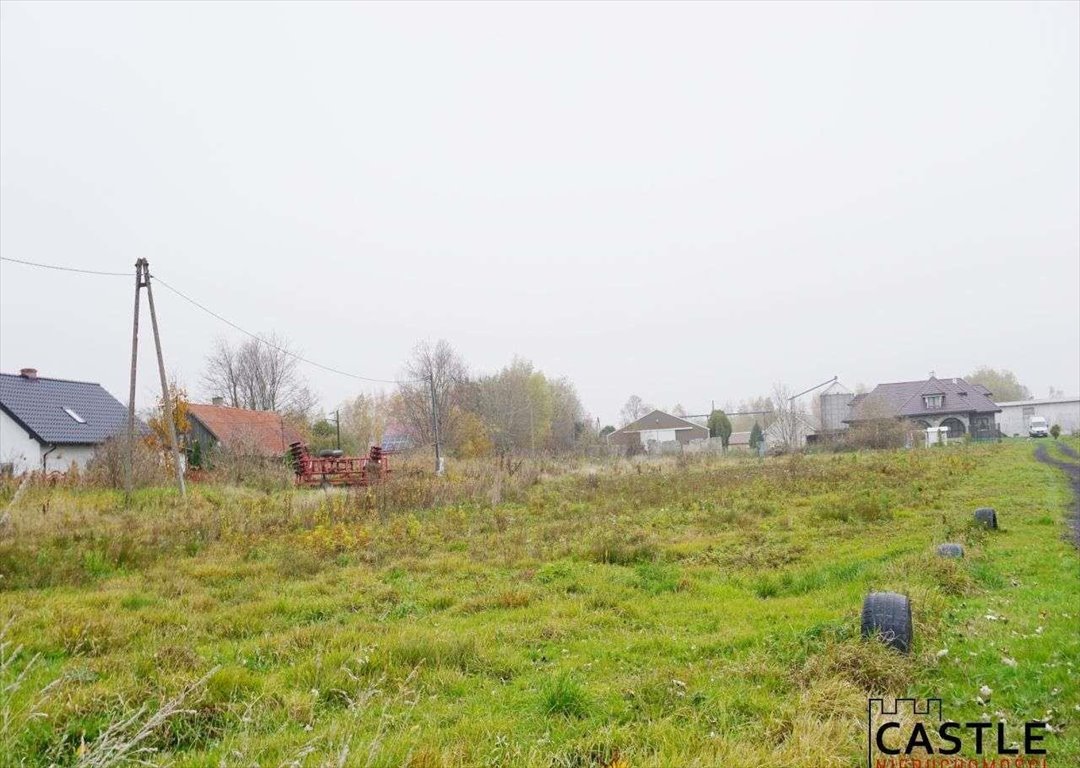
<box><xmin>619</xmin><ymin>395</ymin><xmax>653</xmax><ymax>426</ymax></box>
<box><xmin>394</xmin><ymin>340</ymin><xmax>468</xmax><ymax>447</ymax></box>
<box><xmin>770</xmin><ymin>382</ymin><xmax>810</xmax><ymax>451</ymax></box>
<box><xmin>202</xmin><ymin>333</ymin><xmax>316</xmax><ymax>417</ymax></box>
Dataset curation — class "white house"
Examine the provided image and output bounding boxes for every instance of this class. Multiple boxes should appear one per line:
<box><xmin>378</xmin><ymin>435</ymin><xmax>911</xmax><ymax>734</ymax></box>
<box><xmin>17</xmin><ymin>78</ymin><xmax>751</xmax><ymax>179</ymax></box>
<box><xmin>995</xmin><ymin>396</ymin><xmax>1080</xmax><ymax>437</ymax></box>
<box><xmin>0</xmin><ymin>368</ymin><xmax>135</xmax><ymax>474</ymax></box>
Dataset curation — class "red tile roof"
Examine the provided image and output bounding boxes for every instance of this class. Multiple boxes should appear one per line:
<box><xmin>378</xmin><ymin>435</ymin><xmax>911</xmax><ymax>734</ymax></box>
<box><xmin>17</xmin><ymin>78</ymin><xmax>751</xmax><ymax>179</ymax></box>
<box><xmin>187</xmin><ymin>403</ymin><xmax>303</xmax><ymax>456</ymax></box>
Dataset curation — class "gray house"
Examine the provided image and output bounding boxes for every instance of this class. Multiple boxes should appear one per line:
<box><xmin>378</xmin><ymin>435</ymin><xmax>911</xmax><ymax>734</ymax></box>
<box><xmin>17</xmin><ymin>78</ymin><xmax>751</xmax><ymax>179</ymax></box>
<box><xmin>846</xmin><ymin>375</ymin><xmax>1000</xmax><ymax>439</ymax></box>
<box><xmin>0</xmin><ymin>368</ymin><xmax>135</xmax><ymax>474</ymax></box>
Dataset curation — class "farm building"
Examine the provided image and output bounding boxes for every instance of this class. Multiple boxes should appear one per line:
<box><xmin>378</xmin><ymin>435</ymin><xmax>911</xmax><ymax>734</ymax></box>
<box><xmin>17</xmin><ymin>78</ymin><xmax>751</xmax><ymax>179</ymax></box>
<box><xmin>607</xmin><ymin>409</ymin><xmax>709</xmax><ymax>453</ymax></box>
<box><xmin>995</xmin><ymin>396</ymin><xmax>1080</xmax><ymax>437</ymax></box>
<box><xmin>186</xmin><ymin>400</ymin><xmax>303</xmax><ymax>459</ymax></box>
<box><xmin>846</xmin><ymin>375</ymin><xmax>1000</xmax><ymax>439</ymax></box>
<box><xmin>0</xmin><ymin>368</ymin><xmax>134</xmax><ymax>474</ymax></box>
<box><xmin>728</xmin><ymin>431</ymin><xmax>752</xmax><ymax>451</ymax></box>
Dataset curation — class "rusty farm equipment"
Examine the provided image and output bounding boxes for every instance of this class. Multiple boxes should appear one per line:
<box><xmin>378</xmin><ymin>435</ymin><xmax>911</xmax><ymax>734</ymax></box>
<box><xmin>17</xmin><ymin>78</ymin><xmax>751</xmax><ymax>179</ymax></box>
<box><xmin>288</xmin><ymin>442</ymin><xmax>390</xmax><ymax>489</ymax></box>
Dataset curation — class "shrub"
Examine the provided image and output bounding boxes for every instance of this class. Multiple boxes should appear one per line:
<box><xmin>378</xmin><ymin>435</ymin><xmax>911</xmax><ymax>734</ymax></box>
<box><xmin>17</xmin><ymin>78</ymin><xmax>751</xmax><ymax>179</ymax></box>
<box><xmin>1050</xmin><ymin>424</ymin><xmax>1061</xmax><ymax>438</ymax></box>
<box><xmin>84</xmin><ymin>436</ymin><xmax>170</xmax><ymax>489</ymax></box>
<box><xmin>842</xmin><ymin>419</ymin><xmax>913</xmax><ymax>451</ymax></box>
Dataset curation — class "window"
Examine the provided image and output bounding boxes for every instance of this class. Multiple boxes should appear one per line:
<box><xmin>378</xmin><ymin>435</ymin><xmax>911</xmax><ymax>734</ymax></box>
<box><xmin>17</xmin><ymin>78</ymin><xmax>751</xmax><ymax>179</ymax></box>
<box><xmin>923</xmin><ymin>394</ymin><xmax>944</xmax><ymax>409</ymax></box>
<box><xmin>1022</xmin><ymin>406</ymin><xmax>1035</xmax><ymax>417</ymax></box>
<box><xmin>63</xmin><ymin>407</ymin><xmax>86</xmax><ymax>424</ymax></box>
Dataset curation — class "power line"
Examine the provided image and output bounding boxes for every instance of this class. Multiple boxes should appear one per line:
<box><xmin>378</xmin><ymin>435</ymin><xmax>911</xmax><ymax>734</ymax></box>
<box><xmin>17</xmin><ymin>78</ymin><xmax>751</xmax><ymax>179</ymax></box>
<box><xmin>1</xmin><ymin>254</ymin><xmax>422</xmax><ymax>386</ymax></box>
<box><xmin>0</xmin><ymin>256</ymin><xmax>131</xmax><ymax>277</ymax></box>
<box><xmin>150</xmin><ymin>273</ymin><xmax>416</xmax><ymax>385</ymax></box>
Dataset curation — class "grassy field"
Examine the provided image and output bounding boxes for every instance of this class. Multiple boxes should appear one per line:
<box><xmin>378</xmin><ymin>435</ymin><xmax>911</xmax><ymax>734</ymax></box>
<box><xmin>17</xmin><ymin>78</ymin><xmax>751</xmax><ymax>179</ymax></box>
<box><xmin>1</xmin><ymin>440</ymin><xmax>1078</xmax><ymax>767</ymax></box>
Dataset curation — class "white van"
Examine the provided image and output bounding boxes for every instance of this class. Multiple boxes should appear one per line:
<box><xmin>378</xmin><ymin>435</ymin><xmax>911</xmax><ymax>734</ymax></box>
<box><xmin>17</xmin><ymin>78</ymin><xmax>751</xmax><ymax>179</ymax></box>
<box><xmin>1029</xmin><ymin>416</ymin><xmax>1049</xmax><ymax>438</ymax></box>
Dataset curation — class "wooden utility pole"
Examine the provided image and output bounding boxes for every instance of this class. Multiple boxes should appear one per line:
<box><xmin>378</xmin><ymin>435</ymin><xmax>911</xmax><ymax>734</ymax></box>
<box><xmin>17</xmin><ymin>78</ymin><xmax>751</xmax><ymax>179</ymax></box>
<box><xmin>125</xmin><ymin>261</ymin><xmax>143</xmax><ymax>498</ymax></box>
<box><xmin>126</xmin><ymin>259</ymin><xmax>186</xmax><ymax>498</ymax></box>
<box><xmin>143</xmin><ymin>261</ymin><xmax>186</xmax><ymax>496</ymax></box>
<box><xmin>429</xmin><ymin>372</ymin><xmax>443</xmax><ymax>475</ymax></box>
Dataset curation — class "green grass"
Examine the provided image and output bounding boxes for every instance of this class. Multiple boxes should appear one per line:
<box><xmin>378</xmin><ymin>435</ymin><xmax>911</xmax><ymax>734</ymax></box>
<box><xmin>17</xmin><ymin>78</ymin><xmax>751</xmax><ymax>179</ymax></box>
<box><xmin>0</xmin><ymin>443</ymin><xmax>1077</xmax><ymax>767</ymax></box>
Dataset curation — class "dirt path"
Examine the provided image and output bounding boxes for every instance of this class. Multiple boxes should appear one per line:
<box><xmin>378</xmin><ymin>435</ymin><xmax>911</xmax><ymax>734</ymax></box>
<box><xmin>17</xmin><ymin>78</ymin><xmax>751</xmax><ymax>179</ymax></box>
<box><xmin>1035</xmin><ymin>442</ymin><xmax>1080</xmax><ymax>548</ymax></box>
<box><xmin>1056</xmin><ymin>442</ymin><xmax>1079</xmax><ymax>460</ymax></box>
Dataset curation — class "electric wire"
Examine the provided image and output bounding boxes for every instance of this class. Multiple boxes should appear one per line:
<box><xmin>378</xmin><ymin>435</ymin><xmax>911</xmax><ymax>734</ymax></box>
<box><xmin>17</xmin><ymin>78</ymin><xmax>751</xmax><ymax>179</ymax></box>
<box><xmin>0</xmin><ymin>255</ymin><xmax>417</xmax><ymax>385</ymax></box>
<box><xmin>0</xmin><ymin>256</ymin><xmax>132</xmax><ymax>277</ymax></box>
<box><xmin>150</xmin><ymin>273</ymin><xmax>421</xmax><ymax>385</ymax></box>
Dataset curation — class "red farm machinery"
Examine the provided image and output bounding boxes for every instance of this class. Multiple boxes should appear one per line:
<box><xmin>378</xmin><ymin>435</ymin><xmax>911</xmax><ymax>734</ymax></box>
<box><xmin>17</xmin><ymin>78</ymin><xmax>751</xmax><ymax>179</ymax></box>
<box><xmin>288</xmin><ymin>442</ymin><xmax>390</xmax><ymax>489</ymax></box>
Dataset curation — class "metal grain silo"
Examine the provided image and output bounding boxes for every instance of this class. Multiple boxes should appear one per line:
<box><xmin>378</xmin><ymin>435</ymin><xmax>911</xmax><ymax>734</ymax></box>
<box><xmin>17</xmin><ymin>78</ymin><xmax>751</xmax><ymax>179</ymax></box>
<box><xmin>819</xmin><ymin>381</ymin><xmax>854</xmax><ymax>432</ymax></box>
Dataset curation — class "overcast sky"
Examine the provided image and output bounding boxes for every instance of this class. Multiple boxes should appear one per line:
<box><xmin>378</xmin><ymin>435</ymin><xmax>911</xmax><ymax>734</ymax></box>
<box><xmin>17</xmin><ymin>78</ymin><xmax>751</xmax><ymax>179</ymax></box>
<box><xmin>2</xmin><ymin>1</ymin><xmax>1078</xmax><ymax>424</ymax></box>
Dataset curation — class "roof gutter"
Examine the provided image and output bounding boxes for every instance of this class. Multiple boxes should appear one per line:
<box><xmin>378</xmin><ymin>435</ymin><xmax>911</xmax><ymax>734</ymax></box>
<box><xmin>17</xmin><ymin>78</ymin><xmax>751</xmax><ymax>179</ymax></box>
<box><xmin>41</xmin><ymin>444</ymin><xmax>56</xmax><ymax>473</ymax></box>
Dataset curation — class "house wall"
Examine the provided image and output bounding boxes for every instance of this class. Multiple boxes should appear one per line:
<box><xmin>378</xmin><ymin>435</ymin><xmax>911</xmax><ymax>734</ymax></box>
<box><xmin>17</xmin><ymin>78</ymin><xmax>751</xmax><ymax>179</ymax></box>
<box><xmin>996</xmin><ymin>399</ymin><xmax>1080</xmax><ymax>436</ymax></box>
<box><xmin>609</xmin><ymin>430</ymin><xmax>641</xmax><ymax>453</ymax></box>
<box><xmin>0</xmin><ymin>410</ymin><xmax>41</xmax><ymax>473</ymax></box>
<box><xmin>187</xmin><ymin>418</ymin><xmax>219</xmax><ymax>459</ymax></box>
<box><xmin>677</xmin><ymin>426</ymin><xmax>710</xmax><ymax>444</ymax></box>
<box><xmin>0</xmin><ymin>412</ymin><xmax>99</xmax><ymax>473</ymax></box>
<box><xmin>609</xmin><ymin>425</ymin><xmax>708</xmax><ymax>453</ymax></box>
<box><xmin>44</xmin><ymin>444</ymin><xmax>97</xmax><ymax>473</ymax></box>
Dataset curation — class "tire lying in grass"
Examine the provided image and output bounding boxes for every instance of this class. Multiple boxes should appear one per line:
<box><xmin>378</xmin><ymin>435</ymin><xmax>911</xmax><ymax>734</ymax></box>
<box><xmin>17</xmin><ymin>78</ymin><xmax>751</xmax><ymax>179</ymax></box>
<box><xmin>861</xmin><ymin>591</ymin><xmax>913</xmax><ymax>653</ymax></box>
<box><xmin>974</xmin><ymin>507</ymin><xmax>998</xmax><ymax>529</ymax></box>
<box><xmin>936</xmin><ymin>543</ymin><xmax>965</xmax><ymax>558</ymax></box>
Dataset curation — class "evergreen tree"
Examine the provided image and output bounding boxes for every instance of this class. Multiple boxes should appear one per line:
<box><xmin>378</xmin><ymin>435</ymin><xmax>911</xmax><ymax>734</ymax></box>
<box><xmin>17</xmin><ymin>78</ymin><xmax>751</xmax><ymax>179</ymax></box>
<box><xmin>708</xmin><ymin>410</ymin><xmax>733</xmax><ymax>448</ymax></box>
<box><xmin>749</xmin><ymin>422</ymin><xmax>764</xmax><ymax>451</ymax></box>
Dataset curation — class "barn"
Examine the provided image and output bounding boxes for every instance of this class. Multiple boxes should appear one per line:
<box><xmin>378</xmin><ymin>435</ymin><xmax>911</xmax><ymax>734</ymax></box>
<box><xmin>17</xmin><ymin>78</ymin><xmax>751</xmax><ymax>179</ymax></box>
<box><xmin>186</xmin><ymin>399</ymin><xmax>303</xmax><ymax>459</ymax></box>
<box><xmin>607</xmin><ymin>410</ymin><xmax>710</xmax><ymax>453</ymax></box>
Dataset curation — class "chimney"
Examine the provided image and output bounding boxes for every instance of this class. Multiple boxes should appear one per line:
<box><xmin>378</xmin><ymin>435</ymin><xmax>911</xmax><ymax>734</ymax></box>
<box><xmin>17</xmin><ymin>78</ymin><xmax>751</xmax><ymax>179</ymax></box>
<box><xmin>19</xmin><ymin>368</ymin><xmax>38</xmax><ymax>380</ymax></box>
<box><xmin>212</xmin><ymin>396</ymin><xmax>224</xmax><ymax>407</ymax></box>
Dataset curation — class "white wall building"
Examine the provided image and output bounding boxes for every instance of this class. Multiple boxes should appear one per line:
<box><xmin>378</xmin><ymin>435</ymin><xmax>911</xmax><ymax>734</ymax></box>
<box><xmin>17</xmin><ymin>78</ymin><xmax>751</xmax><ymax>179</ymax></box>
<box><xmin>995</xmin><ymin>396</ymin><xmax>1080</xmax><ymax>437</ymax></box>
<box><xmin>0</xmin><ymin>368</ymin><xmax>135</xmax><ymax>474</ymax></box>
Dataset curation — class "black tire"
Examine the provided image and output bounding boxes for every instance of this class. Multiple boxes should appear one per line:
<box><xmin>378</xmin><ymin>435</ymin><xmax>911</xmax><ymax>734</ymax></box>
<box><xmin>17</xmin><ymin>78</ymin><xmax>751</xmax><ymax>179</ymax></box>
<box><xmin>936</xmin><ymin>543</ymin><xmax>965</xmax><ymax>558</ymax></box>
<box><xmin>974</xmin><ymin>507</ymin><xmax>997</xmax><ymax>529</ymax></box>
<box><xmin>861</xmin><ymin>591</ymin><xmax>913</xmax><ymax>653</ymax></box>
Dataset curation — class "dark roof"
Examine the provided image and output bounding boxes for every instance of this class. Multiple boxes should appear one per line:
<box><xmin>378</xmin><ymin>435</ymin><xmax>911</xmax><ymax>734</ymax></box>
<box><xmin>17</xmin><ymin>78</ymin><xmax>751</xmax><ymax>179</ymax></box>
<box><xmin>849</xmin><ymin>376</ymin><xmax>1000</xmax><ymax>421</ymax></box>
<box><xmin>187</xmin><ymin>403</ymin><xmax>303</xmax><ymax>456</ymax></box>
<box><xmin>729</xmin><ymin>430</ymin><xmax>751</xmax><ymax>446</ymax></box>
<box><xmin>0</xmin><ymin>372</ymin><xmax>133</xmax><ymax>445</ymax></box>
<box><xmin>611</xmin><ymin>409</ymin><xmax>710</xmax><ymax>436</ymax></box>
